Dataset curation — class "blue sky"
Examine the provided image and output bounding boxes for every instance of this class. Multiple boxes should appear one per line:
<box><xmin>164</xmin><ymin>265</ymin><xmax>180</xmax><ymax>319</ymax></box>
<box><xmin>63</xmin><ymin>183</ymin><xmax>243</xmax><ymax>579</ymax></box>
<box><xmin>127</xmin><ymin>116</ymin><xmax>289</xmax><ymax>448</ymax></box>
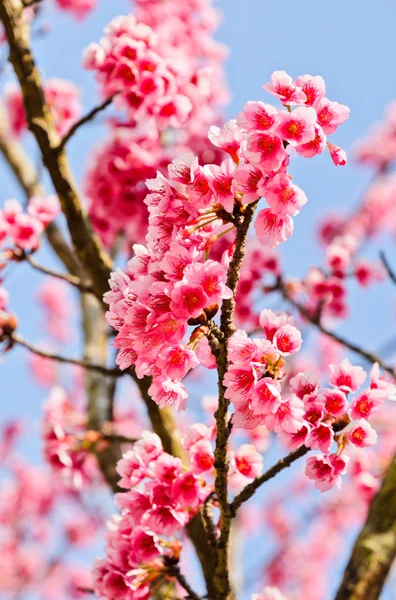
<box><xmin>1</xmin><ymin>0</ymin><xmax>396</xmax><ymax>598</ymax></box>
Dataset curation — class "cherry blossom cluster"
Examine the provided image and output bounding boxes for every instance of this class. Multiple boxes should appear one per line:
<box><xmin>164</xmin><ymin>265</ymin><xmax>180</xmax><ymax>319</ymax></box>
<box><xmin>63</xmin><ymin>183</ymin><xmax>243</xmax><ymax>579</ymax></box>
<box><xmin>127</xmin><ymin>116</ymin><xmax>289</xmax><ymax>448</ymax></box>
<box><xmin>4</xmin><ymin>79</ymin><xmax>81</xmax><ymax>138</ymax></box>
<box><xmin>130</xmin><ymin>0</ymin><xmax>229</xmax><ymax>131</ymax></box>
<box><xmin>0</xmin><ymin>421</ymin><xmax>96</xmax><ymax>599</ymax></box>
<box><xmin>355</xmin><ymin>101</ymin><xmax>396</xmax><ymax>169</ymax></box>
<box><xmin>285</xmin><ymin>252</ymin><xmax>384</xmax><ymax>322</ymax></box>
<box><xmin>42</xmin><ymin>386</ymin><xmax>100</xmax><ymax>489</ymax></box>
<box><xmin>302</xmin><ymin>360</ymin><xmax>395</xmax><ymax>491</ymax></box>
<box><xmin>94</xmin><ymin>426</ymin><xmax>263</xmax><ymax>599</ymax></box>
<box><xmin>305</xmin><ymin>103</ymin><xmax>396</xmax><ymax>320</ymax></box>
<box><xmin>223</xmin><ymin>308</ymin><xmax>396</xmax><ymax>491</ymax></box>
<box><xmin>37</xmin><ymin>280</ymin><xmax>72</xmax><ymax>343</ymax></box>
<box><xmin>83</xmin><ymin>12</ymin><xmax>227</xmax><ymax>132</ymax></box>
<box><xmin>104</xmin><ymin>73</ymin><xmax>349</xmax><ymax>412</ymax></box>
<box><xmin>54</xmin><ymin>0</ymin><xmax>97</xmax><ymax>19</ymax></box>
<box><xmin>84</xmin><ymin>130</ymin><xmax>163</xmax><ymax>248</ymax></box>
<box><xmin>84</xmin><ymin>126</ymin><xmax>225</xmax><ymax>248</ymax></box>
<box><xmin>234</xmin><ymin>240</ymin><xmax>280</xmax><ymax>329</ymax></box>
<box><xmin>41</xmin><ymin>385</ymin><xmax>146</xmax><ymax>489</ymax></box>
<box><xmin>252</xmin><ymin>398</ymin><xmax>396</xmax><ymax>599</ymax></box>
<box><xmin>0</xmin><ymin>196</ymin><xmax>60</xmax><ymax>254</ymax></box>
<box><xmin>83</xmin><ymin>1</ymin><xmax>227</xmax><ymax>248</ymax></box>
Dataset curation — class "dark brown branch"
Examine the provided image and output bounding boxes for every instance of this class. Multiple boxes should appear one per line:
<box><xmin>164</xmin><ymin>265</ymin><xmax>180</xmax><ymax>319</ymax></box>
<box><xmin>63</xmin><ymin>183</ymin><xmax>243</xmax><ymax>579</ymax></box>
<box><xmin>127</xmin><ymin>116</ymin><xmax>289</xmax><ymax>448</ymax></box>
<box><xmin>208</xmin><ymin>200</ymin><xmax>259</xmax><ymax>599</ymax></box>
<box><xmin>277</xmin><ymin>277</ymin><xmax>396</xmax><ymax>379</ymax></box>
<box><xmin>230</xmin><ymin>445</ymin><xmax>309</xmax><ymax>516</ymax></box>
<box><xmin>57</xmin><ymin>94</ymin><xmax>117</xmax><ymax>152</ymax></box>
<box><xmin>230</xmin><ymin>418</ymin><xmax>350</xmax><ymax>516</ymax></box>
<box><xmin>22</xmin><ymin>0</ymin><xmax>41</xmax><ymax>7</ymax></box>
<box><xmin>10</xmin><ymin>332</ymin><xmax>122</xmax><ymax>377</ymax></box>
<box><xmin>25</xmin><ymin>253</ymin><xmax>94</xmax><ymax>293</ymax></box>
<box><xmin>379</xmin><ymin>250</ymin><xmax>396</xmax><ymax>288</ymax></box>
<box><xmin>102</xmin><ymin>433</ymin><xmax>137</xmax><ymax>445</ymax></box>
<box><xmin>202</xmin><ymin>495</ymin><xmax>218</xmax><ymax>548</ymax></box>
<box><xmin>334</xmin><ymin>454</ymin><xmax>396</xmax><ymax>600</ymax></box>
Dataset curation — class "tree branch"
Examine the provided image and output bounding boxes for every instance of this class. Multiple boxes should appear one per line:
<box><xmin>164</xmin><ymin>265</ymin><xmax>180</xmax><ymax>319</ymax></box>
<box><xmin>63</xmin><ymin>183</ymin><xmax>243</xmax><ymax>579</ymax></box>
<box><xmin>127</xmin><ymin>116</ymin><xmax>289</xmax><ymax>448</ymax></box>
<box><xmin>379</xmin><ymin>251</ymin><xmax>396</xmax><ymax>288</ymax></box>
<box><xmin>24</xmin><ymin>253</ymin><xmax>94</xmax><ymax>293</ymax></box>
<box><xmin>334</xmin><ymin>454</ymin><xmax>396</xmax><ymax>600</ymax></box>
<box><xmin>10</xmin><ymin>332</ymin><xmax>122</xmax><ymax>377</ymax></box>
<box><xmin>230</xmin><ymin>445</ymin><xmax>309</xmax><ymax>516</ymax></box>
<box><xmin>164</xmin><ymin>559</ymin><xmax>202</xmax><ymax>600</ymax></box>
<box><xmin>208</xmin><ymin>200</ymin><xmax>258</xmax><ymax>599</ymax></box>
<box><xmin>57</xmin><ymin>94</ymin><xmax>117</xmax><ymax>152</ymax></box>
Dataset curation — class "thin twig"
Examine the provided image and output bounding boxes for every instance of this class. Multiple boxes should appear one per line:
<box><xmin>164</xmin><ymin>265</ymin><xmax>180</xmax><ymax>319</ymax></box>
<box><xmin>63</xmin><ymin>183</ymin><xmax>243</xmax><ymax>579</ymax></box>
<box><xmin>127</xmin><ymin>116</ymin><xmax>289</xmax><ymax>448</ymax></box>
<box><xmin>165</xmin><ymin>560</ymin><xmax>202</xmax><ymax>600</ymax></box>
<box><xmin>22</xmin><ymin>0</ymin><xmax>41</xmax><ymax>7</ymax></box>
<box><xmin>57</xmin><ymin>94</ymin><xmax>117</xmax><ymax>152</ymax></box>
<box><xmin>25</xmin><ymin>254</ymin><xmax>94</xmax><ymax>293</ymax></box>
<box><xmin>10</xmin><ymin>332</ymin><xmax>122</xmax><ymax>377</ymax></box>
<box><xmin>277</xmin><ymin>277</ymin><xmax>396</xmax><ymax>379</ymax></box>
<box><xmin>230</xmin><ymin>417</ymin><xmax>350</xmax><ymax>516</ymax></box>
<box><xmin>380</xmin><ymin>250</ymin><xmax>396</xmax><ymax>287</ymax></box>
<box><xmin>230</xmin><ymin>445</ymin><xmax>309</xmax><ymax>516</ymax></box>
<box><xmin>102</xmin><ymin>433</ymin><xmax>138</xmax><ymax>445</ymax></box>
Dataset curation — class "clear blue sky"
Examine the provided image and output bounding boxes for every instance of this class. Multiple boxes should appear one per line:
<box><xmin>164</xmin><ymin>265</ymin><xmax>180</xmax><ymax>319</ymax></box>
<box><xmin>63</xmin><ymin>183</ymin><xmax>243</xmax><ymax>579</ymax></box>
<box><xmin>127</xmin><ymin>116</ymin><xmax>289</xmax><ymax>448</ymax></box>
<box><xmin>1</xmin><ymin>1</ymin><xmax>396</xmax><ymax>598</ymax></box>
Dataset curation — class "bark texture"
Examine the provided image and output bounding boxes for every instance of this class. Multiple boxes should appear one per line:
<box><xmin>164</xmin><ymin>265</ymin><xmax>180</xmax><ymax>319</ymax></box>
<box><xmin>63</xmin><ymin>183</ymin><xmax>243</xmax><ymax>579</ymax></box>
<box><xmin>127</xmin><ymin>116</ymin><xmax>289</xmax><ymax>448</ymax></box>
<box><xmin>335</xmin><ymin>455</ymin><xmax>396</xmax><ymax>600</ymax></box>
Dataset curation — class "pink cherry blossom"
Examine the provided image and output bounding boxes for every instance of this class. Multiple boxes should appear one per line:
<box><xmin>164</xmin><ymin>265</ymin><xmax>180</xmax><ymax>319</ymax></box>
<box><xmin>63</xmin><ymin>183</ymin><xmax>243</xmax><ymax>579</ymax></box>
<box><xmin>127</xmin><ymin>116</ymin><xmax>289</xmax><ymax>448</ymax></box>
<box><xmin>263</xmin><ymin>71</ymin><xmax>307</xmax><ymax>105</ymax></box>
<box><xmin>294</xmin><ymin>74</ymin><xmax>326</xmax><ymax>106</ymax></box>
<box><xmin>314</xmin><ymin>97</ymin><xmax>350</xmax><ymax>134</ymax></box>
<box><xmin>208</xmin><ymin>119</ymin><xmax>245</xmax><ymax>163</ymax></box>
<box><xmin>170</xmin><ymin>283</ymin><xmax>209</xmax><ymax>319</ymax></box>
<box><xmin>276</xmin><ymin>107</ymin><xmax>317</xmax><ymax>146</ymax></box>
<box><xmin>264</xmin><ymin>174</ymin><xmax>307</xmax><ymax>216</ymax></box>
<box><xmin>233</xmin><ymin>444</ymin><xmax>263</xmax><ymax>479</ymax></box>
<box><xmin>307</xmin><ymin>422</ymin><xmax>334</xmax><ymax>454</ymax></box>
<box><xmin>251</xmin><ymin>378</ymin><xmax>282</xmax><ymax>417</ymax></box>
<box><xmin>237</xmin><ymin>101</ymin><xmax>278</xmax><ymax>132</ymax></box>
<box><xmin>295</xmin><ymin>123</ymin><xmax>327</xmax><ymax>158</ymax></box>
<box><xmin>254</xmin><ymin>209</ymin><xmax>294</xmax><ymax>248</ymax></box>
<box><xmin>159</xmin><ymin>345</ymin><xmax>199</xmax><ymax>379</ymax></box>
<box><xmin>245</xmin><ymin>133</ymin><xmax>287</xmax><ymax>172</ymax></box>
<box><xmin>327</xmin><ymin>142</ymin><xmax>347</xmax><ymax>166</ymax></box>
<box><xmin>233</xmin><ymin>164</ymin><xmax>266</xmax><ymax>204</ymax></box>
<box><xmin>348</xmin><ymin>419</ymin><xmax>378</xmax><ymax>448</ymax></box>
<box><xmin>329</xmin><ymin>359</ymin><xmax>367</xmax><ymax>393</ymax></box>
<box><xmin>322</xmin><ymin>388</ymin><xmax>348</xmax><ymax>417</ymax></box>
<box><xmin>272</xmin><ymin>324</ymin><xmax>302</xmax><ymax>356</ymax></box>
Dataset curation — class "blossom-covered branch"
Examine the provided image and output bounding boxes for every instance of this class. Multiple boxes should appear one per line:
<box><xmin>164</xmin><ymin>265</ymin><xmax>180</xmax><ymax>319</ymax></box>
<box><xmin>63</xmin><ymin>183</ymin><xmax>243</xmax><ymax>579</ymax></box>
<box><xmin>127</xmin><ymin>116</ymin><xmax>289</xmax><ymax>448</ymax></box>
<box><xmin>208</xmin><ymin>201</ymin><xmax>258</xmax><ymax>598</ymax></box>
